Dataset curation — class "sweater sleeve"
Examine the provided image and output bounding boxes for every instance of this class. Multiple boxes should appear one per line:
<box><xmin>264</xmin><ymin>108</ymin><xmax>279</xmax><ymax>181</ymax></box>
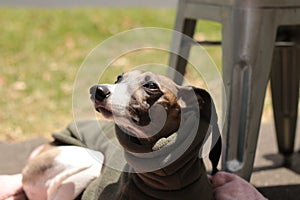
<box><xmin>51</xmin><ymin>120</ymin><xmax>115</xmax><ymax>151</ymax></box>
<box><xmin>50</xmin><ymin>120</ymin><xmax>124</xmax><ymax>200</ymax></box>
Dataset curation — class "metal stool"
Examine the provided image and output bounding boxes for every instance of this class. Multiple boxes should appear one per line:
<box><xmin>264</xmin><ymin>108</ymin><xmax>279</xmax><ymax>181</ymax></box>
<box><xmin>168</xmin><ymin>0</ymin><xmax>300</xmax><ymax>180</ymax></box>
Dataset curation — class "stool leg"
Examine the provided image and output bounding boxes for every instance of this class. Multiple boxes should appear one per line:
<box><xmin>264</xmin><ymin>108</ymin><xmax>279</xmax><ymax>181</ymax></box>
<box><xmin>168</xmin><ymin>1</ymin><xmax>196</xmax><ymax>84</ymax></box>
<box><xmin>270</xmin><ymin>45</ymin><xmax>300</xmax><ymax>167</ymax></box>
<box><xmin>221</xmin><ymin>9</ymin><xmax>277</xmax><ymax>180</ymax></box>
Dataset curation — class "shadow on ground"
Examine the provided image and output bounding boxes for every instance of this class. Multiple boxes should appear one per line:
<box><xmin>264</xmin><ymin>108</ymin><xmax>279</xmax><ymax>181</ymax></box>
<box><xmin>254</xmin><ymin>153</ymin><xmax>300</xmax><ymax>174</ymax></box>
<box><xmin>253</xmin><ymin>152</ymin><xmax>300</xmax><ymax>200</ymax></box>
<box><xmin>259</xmin><ymin>184</ymin><xmax>300</xmax><ymax>200</ymax></box>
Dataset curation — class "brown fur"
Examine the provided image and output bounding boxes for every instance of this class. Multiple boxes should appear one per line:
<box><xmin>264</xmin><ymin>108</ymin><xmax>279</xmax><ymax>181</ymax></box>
<box><xmin>22</xmin><ymin>145</ymin><xmax>60</xmax><ymax>183</ymax></box>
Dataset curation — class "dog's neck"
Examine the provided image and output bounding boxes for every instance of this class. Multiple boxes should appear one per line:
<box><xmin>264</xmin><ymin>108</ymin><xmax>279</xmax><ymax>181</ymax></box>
<box><xmin>124</xmin><ymin>141</ymin><xmax>208</xmax><ymax>192</ymax></box>
<box><xmin>115</xmin><ymin>111</ymin><xmax>210</xmax><ymax>192</ymax></box>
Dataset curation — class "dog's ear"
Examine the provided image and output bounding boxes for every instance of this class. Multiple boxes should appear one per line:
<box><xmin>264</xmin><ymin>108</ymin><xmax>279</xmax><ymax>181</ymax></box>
<box><xmin>178</xmin><ymin>86</ymin><xmax>211</xmax><ymax>122</ymax></box>
<box><xmin>178</xmin><ymin>86</ymin><xmax>221</xmax><ymax>175</ymax></box>
<box><xmin>192</xmin><ymin>87</ymin><xmax>213</xmax><ymax>123</ymax></box>
<box><xmin>193</xmin><ymin>87</ymin><xmax>222</xmax><ymax>175</ymax></box>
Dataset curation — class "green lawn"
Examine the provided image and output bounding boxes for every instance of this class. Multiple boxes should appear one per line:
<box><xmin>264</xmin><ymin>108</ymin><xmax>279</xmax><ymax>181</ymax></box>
<box><xmin>0</xmin><ymin>7</ymin><xmax>222</xmax><ymax>141</ymax></box>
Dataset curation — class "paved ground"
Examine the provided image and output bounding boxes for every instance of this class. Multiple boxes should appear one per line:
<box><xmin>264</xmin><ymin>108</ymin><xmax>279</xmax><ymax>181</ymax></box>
<box><xmin>251</xmin><ymin>121</ymin><xmax>300</xmax><ymax>200</ymax></box>
<box><xmin>1</xmin><ymin>120</ymin><xmax>300</xmax><ymax>200</ymax></box>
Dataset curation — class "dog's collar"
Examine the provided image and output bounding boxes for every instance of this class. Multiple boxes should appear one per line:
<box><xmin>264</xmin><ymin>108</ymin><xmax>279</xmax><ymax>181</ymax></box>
<box><xmin>121</xmin><ymin>111</ymin><xmax>207</xmax><ymax>173</ymax></box>
<box><xmin>152</xmin><ymin>131</ymin><xmax>177</xmax><ymax>151</ymax></box>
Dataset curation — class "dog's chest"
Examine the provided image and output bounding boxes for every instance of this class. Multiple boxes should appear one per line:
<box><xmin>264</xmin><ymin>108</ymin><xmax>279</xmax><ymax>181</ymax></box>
<box><xmin>98</xmin><ymin>163</ymin><xmax>213</xmax><ymax>200</ymax></box>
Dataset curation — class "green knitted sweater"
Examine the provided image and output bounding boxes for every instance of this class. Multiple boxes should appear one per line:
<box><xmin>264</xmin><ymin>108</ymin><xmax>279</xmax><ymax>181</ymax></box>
<box><xmin>50</xmin><ymin>113</ymin><xmax>215</xmax><ymax>200</ymax></box>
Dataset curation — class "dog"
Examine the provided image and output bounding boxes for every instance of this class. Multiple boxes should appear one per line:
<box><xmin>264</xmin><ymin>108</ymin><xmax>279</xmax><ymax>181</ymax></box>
<box><xmin>22</xmin><ymin>70</ymin><xmax>221</xmax><ymax>200</ymax></box>
<box><xmin>22</xmin><ymin>145</ymin><xmax>104</xmax><ymax>200</ymax></box>
<box><xmin>89</xmin><ymin>70</ymin><xmax>221</xmax><ymax>199</ymax></box>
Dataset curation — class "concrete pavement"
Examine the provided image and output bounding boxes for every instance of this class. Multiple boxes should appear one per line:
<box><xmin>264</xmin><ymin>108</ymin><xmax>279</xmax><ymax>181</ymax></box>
<box><xmin>252</xmin><ymin>121</ymin><xmax>300</xmax><ymax>200</ymax></box>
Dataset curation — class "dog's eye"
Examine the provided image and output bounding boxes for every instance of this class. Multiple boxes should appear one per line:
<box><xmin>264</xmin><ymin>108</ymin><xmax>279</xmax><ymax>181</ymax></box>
<box><xmin>143</xmin><ymin>81</ymin><xmax>159</xmax><ymax>91</ymax></box>
<box><xmin>115</xmin><ymin>75</ymin><xmax>123</xmax><ymax>84</ymax></box>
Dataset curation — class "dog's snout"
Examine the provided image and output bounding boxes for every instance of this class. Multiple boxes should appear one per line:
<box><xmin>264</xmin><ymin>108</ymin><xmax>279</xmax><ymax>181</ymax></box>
<box><xmin>90</xmin><ymin>85</ymin><xmax>111</xmax><ymax>102</ymax></box>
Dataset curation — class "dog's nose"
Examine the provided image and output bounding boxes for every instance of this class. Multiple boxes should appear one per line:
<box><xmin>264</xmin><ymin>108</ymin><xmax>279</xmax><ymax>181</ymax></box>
<box><xmin>90</xmin><ymin>85</ymin><xmax>111</xmax><ymax>102</ymax></box>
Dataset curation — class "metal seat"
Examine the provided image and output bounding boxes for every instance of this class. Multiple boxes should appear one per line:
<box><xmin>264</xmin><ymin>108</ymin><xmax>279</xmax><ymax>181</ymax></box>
<box><xmin>169</xmin><ymin>0</ymin><xmax>300</xmax><ymax>180</ymax></box>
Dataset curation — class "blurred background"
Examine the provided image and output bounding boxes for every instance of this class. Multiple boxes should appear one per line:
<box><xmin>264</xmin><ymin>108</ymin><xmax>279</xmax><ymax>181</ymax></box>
<box><xmin>1</xmin><ymin>2</ymin><xmax>300</xmax><ymax>200</ymax></box>
<box><xmin>0</xmin><ymin>0</ymin><xmax>224</xmax><ymax>141</ymax></box>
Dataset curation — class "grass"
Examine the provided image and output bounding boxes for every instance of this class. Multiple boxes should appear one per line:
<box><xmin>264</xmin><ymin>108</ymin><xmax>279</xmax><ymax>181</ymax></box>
<box><xmin>0</xmin><ymin>7</ymin><xmax>224</xmax><ymax>141</ymax></box>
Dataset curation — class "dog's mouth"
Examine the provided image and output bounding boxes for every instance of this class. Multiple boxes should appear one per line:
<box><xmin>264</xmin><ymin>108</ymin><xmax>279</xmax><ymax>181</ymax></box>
<box><xmin>90</xmin><ymin>96</ymin><xmax>113</xmax><ymax>118</ymax></box>
<box><xmin>95</xmin><ymin>105</ymin><xmax>113</xmax><ymax>118</ymax></box>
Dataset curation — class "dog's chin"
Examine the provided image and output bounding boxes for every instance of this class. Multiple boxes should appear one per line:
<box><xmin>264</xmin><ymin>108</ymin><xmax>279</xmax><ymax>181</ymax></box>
<box><xmin>96</xmin><ymin>107</ymin><xmax>113</xmax><ymax>119</ymax></box>
<box><xmin>116</xmin><ymin>124</ymin><xmax>178</xmax><ymax>153</ymax></box>
<box><xmin>115</xmin><ymin>125</ymin><xmax>158</xmax><ymax>153</ymax></box>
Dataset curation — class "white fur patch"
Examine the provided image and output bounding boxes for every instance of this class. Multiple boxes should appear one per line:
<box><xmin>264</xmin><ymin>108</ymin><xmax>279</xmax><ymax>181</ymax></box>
<box><xmin>23</xmin><ymin>146</ymin><xmax>104</xmax><ymax>200</ymax></box>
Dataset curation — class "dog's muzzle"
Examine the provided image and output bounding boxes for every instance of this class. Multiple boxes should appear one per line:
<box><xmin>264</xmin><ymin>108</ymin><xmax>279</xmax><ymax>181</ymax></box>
<box><xmin>90</xmin><ymin>85</ymin><xmax>114</xmax><ymax>118</ymax></box>
<box><xmin>90</xmin><ymin>85</ymin><xmax>111</xmax><ymax>102</ymax></box>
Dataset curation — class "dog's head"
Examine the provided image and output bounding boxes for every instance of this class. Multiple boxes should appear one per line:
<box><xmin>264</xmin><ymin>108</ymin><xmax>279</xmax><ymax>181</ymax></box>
<box><xmin>90</xmin><ymin>70</ymin><xmax>213</xmax><ymax>152</ymax></box>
